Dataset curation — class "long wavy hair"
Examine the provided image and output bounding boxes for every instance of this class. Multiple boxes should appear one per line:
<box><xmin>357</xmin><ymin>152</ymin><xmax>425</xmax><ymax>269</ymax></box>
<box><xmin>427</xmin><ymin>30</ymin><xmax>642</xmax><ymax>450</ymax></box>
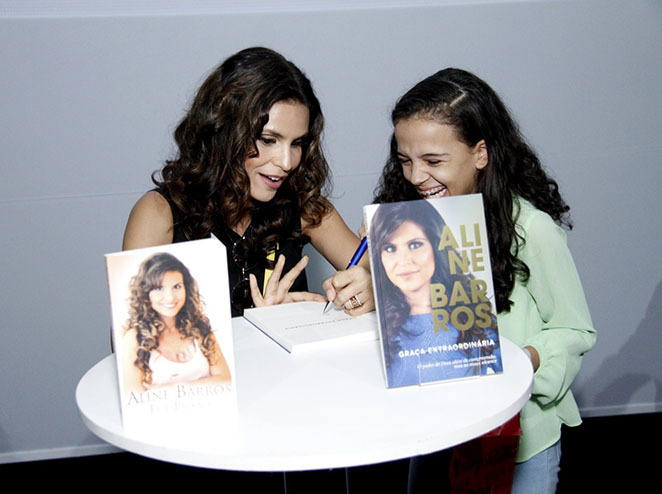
<box><xmin>154</xmin><ymin>47</ymin><xmax>331</xmax><ymax>257</ymax></box>
<box><xmin>370</xmin><ymin>200</ymin><xmax>496</xmax><ymax>364</ymax></box>
<box><xmin>374</xmin><ymin>68</ymin><xmax>571</xmax><ymax>313</ymax></box>
<box><xmin>124</xmin><ymin>253</ymin><xmax>217</xmax><ymax>386</ymax></box>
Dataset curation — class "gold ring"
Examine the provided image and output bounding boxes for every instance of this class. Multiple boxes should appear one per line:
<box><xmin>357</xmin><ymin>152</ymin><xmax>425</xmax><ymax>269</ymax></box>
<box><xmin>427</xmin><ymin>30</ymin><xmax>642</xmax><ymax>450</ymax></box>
<box><xmin>348</xmin><ymin>295</ymin><xmax>362</xmax><ymax>309</ymax></box>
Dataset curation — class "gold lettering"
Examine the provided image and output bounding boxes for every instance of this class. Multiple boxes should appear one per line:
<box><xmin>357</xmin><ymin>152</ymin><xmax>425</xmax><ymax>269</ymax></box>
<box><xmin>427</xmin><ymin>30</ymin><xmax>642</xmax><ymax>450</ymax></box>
<box><xmin>473</xmin><ymin>223</ymin><xmax>482</xmax><ymax>247</ymax></box>
<box><xmin>448</xmin><ymin>250</ymin><xmax>469</xmax><ymax>274</ymax></box>
<box><xmin>475</xmin><ymin>303</ymin><xmax>493</xmax><ymax>328</ymax></box>
<box><xmin>470</xmin><ymin>279</ymin><xmax>488</xmax><ymax>303</ymax></box>
<box><xmin>438</xmin><ymin>226</ymin><xmax>458</xmax><ymax>250</ymax></box>
<box><xmin>471</xmin><ymin>248</ymin><xmax>485</xmax><ymax>271</ymax></box>
<box><xmin>430</xmin><ymin>283</ymin><xmax>448</xmax><ymax>308</ymax></box>
<box><xmin>451</xmin><ymin>306</ymin><xmax>474</xmax><ymax>331</ymax></box>
<box><xmin>460</xmin><ymin>224</ymin><xmax>474</xmax><ymax>247</ymax></box>
<box><xmin>459</xmin><ymin>223</ymin><xmax>482</xmax><ymax>247</ymax></box>
<box><xmin>450</xmin><ymin>281</ymin><xmax>470</xmax><ymax>306</ymax></box>
<box><xmin>432</xmin><ymin>308</ymin><xmax>450</xmax><ymax>333</ymax></box>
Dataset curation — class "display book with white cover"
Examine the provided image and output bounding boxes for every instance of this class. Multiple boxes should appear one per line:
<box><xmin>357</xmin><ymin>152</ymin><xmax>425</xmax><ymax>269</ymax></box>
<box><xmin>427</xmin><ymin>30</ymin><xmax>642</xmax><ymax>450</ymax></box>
<box><xmin>105</xmin><ymin>237</ymin><xmax>236</xmax><ymax>430</ymax></box>
<box><xmin>243</xmin><ymin>302</ymin><xmax>378</xmax><ymax>353</ymax></box>
<box><xmin>364</xmin><ymin>194</ymin><xmax>503</xmax><ymax>388</ymax></box>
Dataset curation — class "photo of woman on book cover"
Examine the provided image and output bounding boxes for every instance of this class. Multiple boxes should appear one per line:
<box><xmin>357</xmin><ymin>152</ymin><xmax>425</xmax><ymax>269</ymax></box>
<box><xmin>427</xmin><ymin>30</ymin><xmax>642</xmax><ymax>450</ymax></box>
<box><xmin>122</xmin><ymin>252</ymin><xmax>232</xmax><ymax>392</ymax></box>
<box><xmin>369</xmin><ymin>199</ymin><xmax>502</xmax><ymax>387</ymax></box>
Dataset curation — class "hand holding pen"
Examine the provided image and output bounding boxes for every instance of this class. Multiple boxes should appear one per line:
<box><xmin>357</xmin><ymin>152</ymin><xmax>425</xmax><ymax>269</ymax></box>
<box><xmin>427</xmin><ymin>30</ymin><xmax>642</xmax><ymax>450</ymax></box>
<box><xmin>322</xmin><ymin>237</ymin><xmax>372</xmax><ymax>314</ymax></box>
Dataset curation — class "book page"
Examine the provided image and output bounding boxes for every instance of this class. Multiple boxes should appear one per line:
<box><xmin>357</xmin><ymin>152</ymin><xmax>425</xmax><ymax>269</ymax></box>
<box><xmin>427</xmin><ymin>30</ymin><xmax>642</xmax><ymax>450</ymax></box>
<box><xmin>244</xmin><ymin>302</ymin><xmax>378</xmax><ymax>352</ymax></box>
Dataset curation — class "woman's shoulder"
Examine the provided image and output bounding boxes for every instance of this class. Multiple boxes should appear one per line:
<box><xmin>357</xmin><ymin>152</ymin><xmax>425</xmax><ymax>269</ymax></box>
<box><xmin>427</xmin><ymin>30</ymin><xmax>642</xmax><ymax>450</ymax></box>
<box><xmin>121</xmin><ymin>327</ymin><xmax>139</xmax><ymax>356</ymax></box>
<box><xmin>123</xmin><ymin>326</ymin><xmax>138</xmax><ymax>341</ymax></box>
<box><xmin>300</xmin><ymin>200</ymin><xmax>331</xmax><ymax>232</ymax></box>
<box><xmin>513</xmin><ymin>197</ymin><xmax>568</xmax><ymax>260</ymax></box>
<box><xmin>122</xmin><ymin>190</ymin><xmax>175</xmax><ymax>249</ymax></box>
<box><xmin>139</xmin><ymin>189</ymin><xmax>172</xmax><ymax>212</ymax></box>
<box><xmin>300</xmin><ymin>202</ymin><xmax>343</xmax><ymax>238</ymax></box>
<box><xmin>399</xmin><ymin>313</ymin><xmax>434</xmax><ymax>338</ymax></box>
<box><xmin>513</xmin><ymin>197</ymin><xmax>564</xmax><ymax>239</ymax></box>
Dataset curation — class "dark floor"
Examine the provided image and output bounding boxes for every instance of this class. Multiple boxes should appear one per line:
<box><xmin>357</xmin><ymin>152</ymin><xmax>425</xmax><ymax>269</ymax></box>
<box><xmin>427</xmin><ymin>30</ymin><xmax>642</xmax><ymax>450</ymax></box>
<box><xmin>1</xmin><ymin>412</ymin><xmax>658</xmax><ymax>492</ymax></box>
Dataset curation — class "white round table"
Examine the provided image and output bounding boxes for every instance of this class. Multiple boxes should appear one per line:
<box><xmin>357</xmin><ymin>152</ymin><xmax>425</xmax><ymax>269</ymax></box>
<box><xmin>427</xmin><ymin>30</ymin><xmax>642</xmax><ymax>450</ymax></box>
<box><xmin>77</xmin><ymin>318</ymin><xmax>532</xmax><ymax>471</ymax></box>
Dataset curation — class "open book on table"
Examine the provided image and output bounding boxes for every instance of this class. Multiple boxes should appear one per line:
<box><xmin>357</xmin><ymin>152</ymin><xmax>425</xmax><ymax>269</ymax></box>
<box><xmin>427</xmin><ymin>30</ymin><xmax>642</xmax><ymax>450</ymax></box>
<box><xmin>243</xmin><ymin>301</ymin><xmax>378</xmax><ymax>353</ymax></box>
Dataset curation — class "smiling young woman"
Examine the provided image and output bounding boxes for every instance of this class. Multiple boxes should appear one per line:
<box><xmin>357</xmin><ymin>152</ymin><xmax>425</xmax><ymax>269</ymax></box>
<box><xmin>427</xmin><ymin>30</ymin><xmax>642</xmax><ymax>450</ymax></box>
<box><xmin>122</xmin><ymin>47</ymin><xmax>373</xmax><ymax>317</ymax></box>
<box><xmin>394</xmin><ymin>117</ymin><xmax>487</xmax><ymax>199</ymax></box>
<box><xmin>123</xmin><ymin>252</ymin><xmax>231</xmax><ymax>391</ymax></box>
<box><xmin>375</xmin><ymin>67</ymin><xmax>596</xmax><ymax>494</ymax></box>
<box><xmin>147</xmin><ymin>270</ymin><xmax>186</xmax><ymax>321</ymax></box>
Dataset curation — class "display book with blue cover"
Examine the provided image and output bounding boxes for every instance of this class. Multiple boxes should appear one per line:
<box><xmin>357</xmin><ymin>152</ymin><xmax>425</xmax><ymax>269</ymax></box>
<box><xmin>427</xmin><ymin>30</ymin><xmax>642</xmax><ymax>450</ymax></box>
<box><xmin>105</xmin><ymin>237</ymin><xmax>236</xmax><ymax>431</ymax></box>
<box><xmin>364</xmin><ymin>194</ymin><xmax>503</xmax><ymax>388</ymax></box>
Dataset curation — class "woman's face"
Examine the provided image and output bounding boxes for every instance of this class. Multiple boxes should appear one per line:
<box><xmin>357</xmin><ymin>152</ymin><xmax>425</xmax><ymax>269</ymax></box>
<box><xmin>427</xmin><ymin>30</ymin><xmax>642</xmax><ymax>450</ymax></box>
<box><xmin>244</xmin><ymin>100</ymin><xmax>310</xmax><ymax>202</ymax></box>
<box><xmin>394</xmin><ymin>117</ymin><xmax>487</xmax><ymax>199</ymax></box>
<box><xmin>380</xmin><ymin>220</ymin><xmax>435</xmax><ymax>296</ymax></box>
<box><xmin>149</xmin><ymin>271</ymin><xmax>186</xmax><ymax>320</ymax></box>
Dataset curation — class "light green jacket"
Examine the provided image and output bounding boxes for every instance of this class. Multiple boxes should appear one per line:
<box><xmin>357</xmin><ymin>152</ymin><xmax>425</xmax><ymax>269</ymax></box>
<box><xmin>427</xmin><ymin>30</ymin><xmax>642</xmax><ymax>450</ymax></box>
<box><xmin>497</xmin><ymin>198</ymin><xmax>597</xmax><ymax>462</ymax></box>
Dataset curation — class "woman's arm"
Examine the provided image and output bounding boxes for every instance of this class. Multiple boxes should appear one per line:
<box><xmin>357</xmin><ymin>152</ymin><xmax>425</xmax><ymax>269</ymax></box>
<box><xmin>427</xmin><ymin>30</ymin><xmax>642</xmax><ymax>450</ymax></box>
<box><xmin>249</xmin><ymin>206</ymin><xmax>374</xmax><ymax>311</ymax></box>
<box><xmin>305</xmin><ymin>206</ymin><xmax>375</xmax><ymax>315</ymax></box>
<box><xmin>122</xmin><ymin>191</ymin><xmax>174</xmax><ymax>250</ymax></box>
<box><xmin>514</xmin><ymin>210</ymin><xmax>597</xmax><ymax>405</ymax></box>
<box><xmin>523</xmin><ymin>346</ymin><xmax>540</xmax><ymax>371</ymax></box>
<box><xmin>198</xmin><ymin>333</ymin><xmax>233</xmax><ymax>385</ymax></box>
<box><xmin>304</xmin><ymin>207</ymin><xmax>365</xmax><ymax>269</ymax></box>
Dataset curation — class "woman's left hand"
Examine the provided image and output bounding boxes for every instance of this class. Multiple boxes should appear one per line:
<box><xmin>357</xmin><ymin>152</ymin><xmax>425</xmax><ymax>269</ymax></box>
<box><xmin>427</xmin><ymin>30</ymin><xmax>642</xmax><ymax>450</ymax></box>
<box><xmin>523</xmin><ymin>345</ymin><xmax>541</xmax><ymax>372</ymax></box>
<box><xmin>250</xmin><ymin>254</ymin><xmax>326</xmax><ymax>307</ymax></box>
<box><xmin>322</xmin><ymin>265</ymin><xmax>375</xmax><ymax>316</ymax></box>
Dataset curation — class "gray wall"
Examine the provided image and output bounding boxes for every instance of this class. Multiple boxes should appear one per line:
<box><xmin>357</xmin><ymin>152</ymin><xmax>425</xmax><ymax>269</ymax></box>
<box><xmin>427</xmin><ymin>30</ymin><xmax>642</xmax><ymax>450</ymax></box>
<box><xmin>1</xmin><ymin>0</ymin><xmax>660</xmax><ymax>463</ymax></box>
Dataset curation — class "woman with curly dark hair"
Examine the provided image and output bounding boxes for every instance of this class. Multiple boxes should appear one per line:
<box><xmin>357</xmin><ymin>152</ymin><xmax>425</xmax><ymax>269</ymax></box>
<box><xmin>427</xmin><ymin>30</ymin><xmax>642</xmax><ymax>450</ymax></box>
<box><xmin>374</xmin><ymin>68</ymin><xmax>596</xmax><ymax>493</ymax></box>
<box><xmin>369</xmin><ymin>199</ymin><xmax>500</xmax><ymax>387</ymax></box>
<box><xmin>123</xmin><ymin>252</ymin><xmax>231</xmax><ymax>391</ymax></box>
<box><xmin>123</xmin><ymin>47</ymin><xmax>372</xmax><ymax>316</ymax></box>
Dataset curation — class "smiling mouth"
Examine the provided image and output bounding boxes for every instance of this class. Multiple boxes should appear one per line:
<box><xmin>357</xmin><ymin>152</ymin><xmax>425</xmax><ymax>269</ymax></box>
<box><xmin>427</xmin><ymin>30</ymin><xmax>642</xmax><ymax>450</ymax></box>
<box><xmin>397</xmin><ymin>270</ymin><xmax>419</xmax><ymax>278</ymax></box>
<box><xmin>418</xmin><ymin>185</ymin><xmax>447</xmax><ymax>198</ymax></box>
<box><xmin>260</xmin><ymin>173</ymin><xmax>287</xmax><ymax>188</ymax></box>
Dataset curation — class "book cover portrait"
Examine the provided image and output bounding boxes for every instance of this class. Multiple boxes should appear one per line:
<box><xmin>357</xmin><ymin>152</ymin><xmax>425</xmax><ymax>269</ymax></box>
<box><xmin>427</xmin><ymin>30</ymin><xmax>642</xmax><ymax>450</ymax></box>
<box><xmin>365</xmin><ymin>195</ymin><xmax>503</xmax><ymax>388</ymax></box>
<box><xmin>105</xmin><ymin>238</ymin><xmax>236</xmax><ymax>430</ymax></box>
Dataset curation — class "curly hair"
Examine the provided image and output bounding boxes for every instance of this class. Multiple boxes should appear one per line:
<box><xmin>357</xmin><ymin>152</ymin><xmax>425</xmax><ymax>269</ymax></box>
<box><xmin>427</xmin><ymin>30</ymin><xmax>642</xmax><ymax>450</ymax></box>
<box><xmin>124</xmin><ymin>253</ymin><xmax>217</xmax><ymax>386</ymax></box>
<box><xmin>369</xmin><ymin>200</ymin><xmax>496</xmax><ymax>365</ymax></box>
<box><xmin>154</xmin><ymin>47</ymin><xmax>332</xmax><ymax>258</ymax></box>
<box><xmin>374</xmin><ymin>68</ymin><xmax>571</xmax><ymax>313</ymax></box>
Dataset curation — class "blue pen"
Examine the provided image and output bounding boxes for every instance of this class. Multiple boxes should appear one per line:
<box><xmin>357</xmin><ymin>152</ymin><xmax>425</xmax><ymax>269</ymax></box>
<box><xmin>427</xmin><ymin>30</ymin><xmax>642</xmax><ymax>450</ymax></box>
<box><xmin>323</xmin><ymin>236</ymin><xmax>368</xmax><ymax>313</ymax></box>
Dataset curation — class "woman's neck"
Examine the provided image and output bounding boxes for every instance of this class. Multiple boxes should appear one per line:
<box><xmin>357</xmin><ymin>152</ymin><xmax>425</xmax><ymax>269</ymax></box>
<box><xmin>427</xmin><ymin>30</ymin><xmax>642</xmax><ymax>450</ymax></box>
<box><xmin>159</xmin><ymin>316</ymin><xmax>178</xmax><ymax>332</ymax></box>
<box><xmin>404</xmin><ymin>286</ymin><xmax>432</xmax><ymax>315</ymax></box>
<box><xmin>232</xmin><ymin>213</ymin><xmax>252</xmax><ymax>237</ymax></box>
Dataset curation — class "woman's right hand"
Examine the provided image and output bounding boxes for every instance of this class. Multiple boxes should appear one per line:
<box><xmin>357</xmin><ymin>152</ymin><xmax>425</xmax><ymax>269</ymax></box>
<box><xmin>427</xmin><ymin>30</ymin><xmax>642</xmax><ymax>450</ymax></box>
<box><xmin>322</xmin><ymin>265</ymin><xmax>375</xmax><ymax>316</ymax></box>
<box><xmin>249</xmin><ymin>254</ymin><xmax>326</xmax><ymax>307</ymax></box>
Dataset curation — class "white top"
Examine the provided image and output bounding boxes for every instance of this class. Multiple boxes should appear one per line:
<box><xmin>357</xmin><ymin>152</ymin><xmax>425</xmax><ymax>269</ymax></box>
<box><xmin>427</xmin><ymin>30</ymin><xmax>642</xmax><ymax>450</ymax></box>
<box><xmin>148</xmin><ymin>339</ymin><xmax>210</xmax><ymax>386</ymax></box>
<box><xmin>77</xmin><ymin>317</ymin><xmax>532</xmax><ymax>471</ymax></box>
